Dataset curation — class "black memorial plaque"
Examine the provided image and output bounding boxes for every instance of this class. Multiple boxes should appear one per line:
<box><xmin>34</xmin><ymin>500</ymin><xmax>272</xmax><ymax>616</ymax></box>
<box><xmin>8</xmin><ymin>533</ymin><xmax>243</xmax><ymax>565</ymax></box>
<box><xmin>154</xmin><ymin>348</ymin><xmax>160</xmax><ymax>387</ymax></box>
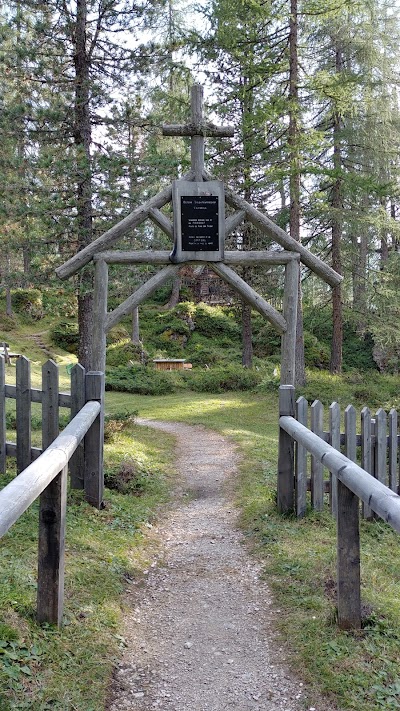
<box><xmin>181</xmin><ymin>196</ymin><xmax>219</xmax><ymax>251</ymax></box>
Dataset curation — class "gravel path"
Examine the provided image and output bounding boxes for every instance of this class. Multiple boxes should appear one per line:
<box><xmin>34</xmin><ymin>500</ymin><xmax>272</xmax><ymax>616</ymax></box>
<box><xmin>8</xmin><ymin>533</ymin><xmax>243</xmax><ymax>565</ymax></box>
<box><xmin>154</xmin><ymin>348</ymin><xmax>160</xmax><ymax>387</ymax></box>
<box><xmin>107</xmin><ymin>420</ymin><xmax>338</xmax><ymax>711</ymax></box>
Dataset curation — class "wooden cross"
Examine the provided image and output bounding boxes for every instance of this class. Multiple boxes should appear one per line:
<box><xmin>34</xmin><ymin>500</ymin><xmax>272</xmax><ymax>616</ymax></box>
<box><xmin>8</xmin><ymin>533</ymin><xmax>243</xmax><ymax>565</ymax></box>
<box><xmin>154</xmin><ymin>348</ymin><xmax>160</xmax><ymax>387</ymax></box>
<box><xmin>162</xmin><ymin>84</ymin><xmax>234</xmax><ymax>182</ymax></box>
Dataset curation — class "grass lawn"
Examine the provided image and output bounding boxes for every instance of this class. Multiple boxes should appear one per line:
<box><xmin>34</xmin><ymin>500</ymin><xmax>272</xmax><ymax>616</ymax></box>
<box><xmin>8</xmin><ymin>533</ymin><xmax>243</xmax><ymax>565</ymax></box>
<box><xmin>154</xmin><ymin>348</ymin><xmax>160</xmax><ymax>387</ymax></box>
<box><xmin>2</xmin><ymin>362</ymin><xmax>400</xmax><ymax>710</ymax></box>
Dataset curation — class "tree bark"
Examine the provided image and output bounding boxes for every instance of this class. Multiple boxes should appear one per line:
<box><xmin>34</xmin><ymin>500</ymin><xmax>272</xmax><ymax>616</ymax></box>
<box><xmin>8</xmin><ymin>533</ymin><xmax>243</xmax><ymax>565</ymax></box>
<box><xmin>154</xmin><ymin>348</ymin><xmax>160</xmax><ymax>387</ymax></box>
<box><xmin>289</xmin><ymin>0</ymin><xmax>305</xmax><ymax>385</ymax></box>
<box><xmin>166</xmin><ymin>272</ymin><xmax>181</xmax><ymax>309</ymax></box>
<box><xmin>330</xmin><ymin>44</ymin><xmax>343</xmax><ymax>375</ymax></box>
<box><xmin>241</xmin><ymin>301</ymin><xmax>253</xmax><ymax>367</ymax></box>
<box><xmin>73</xmin><ymin>0</ymin><xmax>94</xmax><ymax>369</ymax></box>
<box><xmin>132</xmin><ymin>307</ymin><xmax>140</xmax><ymax>344</ymax></box>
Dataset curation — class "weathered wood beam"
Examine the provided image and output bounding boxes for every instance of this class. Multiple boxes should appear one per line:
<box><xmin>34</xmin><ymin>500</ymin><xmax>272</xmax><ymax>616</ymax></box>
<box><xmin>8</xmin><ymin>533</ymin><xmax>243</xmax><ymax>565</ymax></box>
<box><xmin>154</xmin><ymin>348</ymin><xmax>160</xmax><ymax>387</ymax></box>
<box><xmin>55</xmin><ymin>171</ymin><xmax>193</xmax><ymax>280</ymax></box>
<box><xmin>203</xmin><ymin>169</ymin><xmax>342</xmax><ymax>287</ymax></box>
<box><xmin>93</xmin><ymin>249</ymin><xmax>299</xmax><ymax>265</ymax></box>
<box><xmin>0</xmin><ymin>401</ymin><xmax>100</xmax><ymax>539</ymax></box>
<box><xmin>209</xmin><ymin>262</ymin><xmax>287</xmax><ymax>334</ymax></box>
<box><xmin>105</xmin><ymin>264</ymin><xmax>180</xmax><ymax>332</ymax></box>
<box><xmin>281</xmin><ymin>257</ymin><xmax>299</xmax><ymax>385</ymax></box>
<box><xmin>149</xmin><ymin>208</ymin><xmax>174</xmax><ymax>239</ymax></box>
<box><xmin>225</xmin><ymin>210</ymin><xmax>246</xmax><ymax>235</ymax></box>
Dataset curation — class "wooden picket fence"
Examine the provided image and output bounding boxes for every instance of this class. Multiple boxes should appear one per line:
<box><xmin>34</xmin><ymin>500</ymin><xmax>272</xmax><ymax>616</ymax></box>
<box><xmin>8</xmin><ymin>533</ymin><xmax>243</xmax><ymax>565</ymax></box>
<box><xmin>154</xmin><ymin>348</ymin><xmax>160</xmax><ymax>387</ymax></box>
<box><xmin>292</xmin><ymin>396</ymin><xmax>399</xmax><ymax>519</ymax></box>
<box><xmin>0</xmin><ymin>356</ymin><xmax>104</xmax><ymax>626</ymax></box>
<box><xmin>277</xmin><ymin>385</ymin><xmax>400</xmax><ymax>630</ymax></box>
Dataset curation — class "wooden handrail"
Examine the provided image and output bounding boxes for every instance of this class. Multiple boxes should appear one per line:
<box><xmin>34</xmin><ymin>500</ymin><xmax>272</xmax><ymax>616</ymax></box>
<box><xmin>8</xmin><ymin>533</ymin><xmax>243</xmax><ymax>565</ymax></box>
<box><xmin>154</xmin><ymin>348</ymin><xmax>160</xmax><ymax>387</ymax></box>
<box><xmin>0</xmin><ymin>400</ymin><xmax>100</xmax><ymax>539</ymax></box>
<box><xmin>279</xmin><ymin>415</ymin><xmax>400</xmax><ymax>533</ymax></box>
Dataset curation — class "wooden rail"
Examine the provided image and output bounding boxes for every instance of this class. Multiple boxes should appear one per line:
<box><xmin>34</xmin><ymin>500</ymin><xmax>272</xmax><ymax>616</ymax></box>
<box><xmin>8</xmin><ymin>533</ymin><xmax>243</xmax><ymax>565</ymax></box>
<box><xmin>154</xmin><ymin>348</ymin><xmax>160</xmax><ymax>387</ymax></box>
<box><xmin>0</xmin><ymin>399</ymin><xmax>101</xmax><ymax>626</ymax></box>
<box><xmin>277</xmin><ymin>385</ymin><xmax>400</xmax><ymax>629</ymax></box>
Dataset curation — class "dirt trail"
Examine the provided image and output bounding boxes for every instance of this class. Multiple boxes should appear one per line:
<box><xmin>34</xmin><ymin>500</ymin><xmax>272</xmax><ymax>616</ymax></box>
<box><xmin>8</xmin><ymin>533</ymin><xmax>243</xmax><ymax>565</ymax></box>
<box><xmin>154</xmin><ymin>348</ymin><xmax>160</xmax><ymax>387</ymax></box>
<box><xmin>107</xmin><ymin>420</ymin><xmax>338</xmax><ymax>711</ymax></box>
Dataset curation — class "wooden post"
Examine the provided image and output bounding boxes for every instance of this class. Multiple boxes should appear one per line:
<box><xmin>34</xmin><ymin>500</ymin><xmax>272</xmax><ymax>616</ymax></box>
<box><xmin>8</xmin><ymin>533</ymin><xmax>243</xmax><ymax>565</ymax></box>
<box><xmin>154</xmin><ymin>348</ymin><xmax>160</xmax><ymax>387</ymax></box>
<box><xmin>16</xmin><ymin>356</ymin><xmax>31</xmax><ymax>473</ymax></box>
<box><xmin>191</xmin><ymin>85</ymin><xmax>205</xmax><ymax>182</ymax></box>
<box><xmin>37</xmin><ymin>360</ymin><xmax>65</xmax><ymax>626</ymax></box>
<box><xmin>0</xmin><ymin>356</ymin><xmax>5</xmax><ymax>473</ymax></box>
<box><xmin>281</xmin><ymin>257</ymin><xmax>299</xmax><ymax>385</ymax></box>
<box><xmin>329</xmin><ymin>402</ymin><xmax>340</xmax><ymax>517</ymax></box>
<box><xmin>337</xmin><ymin>477</ymin><xmax>361</xmax><ymax>629</ymax></box>
<box><xmin>92</xmin><ymin>259</ymin><xmax>108</xmax><ymax>373</ymax></box>
<box><xmin>295</xmin><ymin>396</ymin><xmax>308</xmax><ymax>517</ymax></box>
<box><xmin>84</xmin><ymin>372</ymin><xmax>104</xmax><ymax>508</ymax></box>
<box><xmin>310</xmin><ymin>400</ymin><xmax>324</xmax><ymax>511</ymax></box>
<box><xmin>69</xmin><ymin>364</ymin><xmax>86</xmax><ymax>489</ymax></box>
<box><xmin>37</xmin><ymin>465</ymin><xmax>67</xmax><ymax>626</ymax></box>
<box><xmin>374</xmin><ymin>408</ymin><xmax>387</xmax><ymax>486</ymax></box>
<box><xmin>278</xmin><ymin>385</ymin><xmax>295</xmax><ymax>513</ymax></box>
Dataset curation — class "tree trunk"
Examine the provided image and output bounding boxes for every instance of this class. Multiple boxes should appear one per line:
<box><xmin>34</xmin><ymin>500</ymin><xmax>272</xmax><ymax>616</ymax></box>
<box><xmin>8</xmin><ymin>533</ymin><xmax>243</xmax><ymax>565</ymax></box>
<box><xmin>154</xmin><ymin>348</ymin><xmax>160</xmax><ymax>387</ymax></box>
<box><xmin>74</xmin><ymin>0</ymin><xmax>94</xmax><ymax>368</ymax></box>
<box><xmin>166</xmin><ymin>272</ymin><xmax>181</xmax><ymax>309</ymax></box>
<box><xmin>241</xmin><ymin>301</ymin><xmax>253</xmax><ymax>367</ymax></box>
<box><xmin>288</xmin><ymin>0</ymin><xmax>305</xmax><ymax>386</ymax></box>
<box><xmin>330</xmin><ymin>45</ymin><xmax>343</xmax><ymax>375</ymax></box>
<box><xmin>132</xmin><ymin>307</ymin><xmax>140</xmax><ymax>344</ymax></box>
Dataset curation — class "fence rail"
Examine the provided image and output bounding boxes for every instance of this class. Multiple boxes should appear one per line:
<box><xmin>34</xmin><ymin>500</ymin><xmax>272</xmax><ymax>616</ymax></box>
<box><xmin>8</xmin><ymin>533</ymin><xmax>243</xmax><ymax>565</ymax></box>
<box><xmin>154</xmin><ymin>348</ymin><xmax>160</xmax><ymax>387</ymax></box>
<box><xmin>0</xmin><ymin>356</ymin><xmax>104</xmax><ymax>626</ymax></box>
<box><xmin>277</xmin><ymin>385</ymin><xmax>400</xmax><ymax>630</ymax></box>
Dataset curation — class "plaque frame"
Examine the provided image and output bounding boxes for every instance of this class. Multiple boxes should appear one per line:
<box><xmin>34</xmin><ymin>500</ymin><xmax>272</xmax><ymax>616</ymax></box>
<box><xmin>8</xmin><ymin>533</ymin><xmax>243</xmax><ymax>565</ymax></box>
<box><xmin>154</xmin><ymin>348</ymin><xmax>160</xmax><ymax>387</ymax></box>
<box><xmin>171</xmin><ymin>180</ymin><xmax>225</xmax><ymax>262</ymax></box>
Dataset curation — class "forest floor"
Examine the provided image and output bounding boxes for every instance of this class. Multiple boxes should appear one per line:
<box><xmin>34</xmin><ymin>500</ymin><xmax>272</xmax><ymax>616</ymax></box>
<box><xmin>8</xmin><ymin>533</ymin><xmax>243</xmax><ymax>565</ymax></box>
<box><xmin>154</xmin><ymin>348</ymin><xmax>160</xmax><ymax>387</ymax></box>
<box><xmin>107</xmin><ymin>419</ymin><xmax>339</xmax><ymax>711</ymax></box>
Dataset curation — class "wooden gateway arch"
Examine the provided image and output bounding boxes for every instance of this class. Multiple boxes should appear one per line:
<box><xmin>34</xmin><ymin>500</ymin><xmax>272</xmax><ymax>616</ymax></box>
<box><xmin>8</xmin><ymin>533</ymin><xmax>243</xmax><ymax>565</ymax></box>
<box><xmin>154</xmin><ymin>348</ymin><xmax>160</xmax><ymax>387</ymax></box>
<box><xmin>57</xmin><ymin>84</ymin><xmax>342</xmax><ymax>382</ymax></box>
<box><xmin>56</xmin><ymin>84</ymin><xmax>342</xmax><ymax>503</ymax></box>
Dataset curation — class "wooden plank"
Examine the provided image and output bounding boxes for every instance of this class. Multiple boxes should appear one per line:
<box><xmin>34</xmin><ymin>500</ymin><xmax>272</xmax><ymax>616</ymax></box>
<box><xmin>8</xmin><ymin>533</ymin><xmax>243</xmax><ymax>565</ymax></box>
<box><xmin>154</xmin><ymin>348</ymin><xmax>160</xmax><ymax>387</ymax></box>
<box><xmin>329</xmin><ymin>402</ymin><xmax>340</xmax><ymax>518</ymax></box>
<box><xmin>361</xmin><ymin>407</ymin><xmax>372</xmax><ymax>519</ymax></box>
<box><xmin>0</xmin><ymin>401</ymin><xmax>100</xmax><ymax>538</ymax></box>
<box><xmin>36</xmin><ymin>465</ymin><xmax>67</xmax><ymax>626</ymax></box>
<box><xmin>388</xmin><ymin>409</ymin><xmax>398</xmax><ymax>493</ymax></box>
<box><xmin>105</xmin><ymin>264</ymin><xmax>180</xmax><ymax>332</ymax></box>
<box><xmin>3</xmin><ymin>385</ymin><xmax>69</xmax><ymax>407</ymax></box>
<box><xmin>337</xmin><ymin>477</ymin><xmax>361</xmax><ymax>629</ymax></box>
<box><xmin>374</xmin><ymin>408</ymin><xmax>387</xmax><ymax>486</ymax></box>
<box><xmin>277</xmin><ymin>385</ymin><xmax>295</xmax><ymax>513</ymax></box>
<box><xmin>202</xmin><ymin>168</ymin><xmax>342</xmax><ymax>287</ymax></box>
<box><xmin>16</xmin><ymin>356</ymin><xmax>31</xmax><ymax>474</ymax></box>
<box><xmin>84</xmin><ymin>372</ymin><xmax>104</xmax><ymax>509</ymax></box>
<box><xmin>281</xmin><ymin>258</ymin><xmax>299</xmax><ymax>385</ymax></box>
<box><xmin>69</xmin><ymin>364</ymin><xmax>86</xmax><ymax>490</ymax></box>
<box><xmin>295</xmin><ymin>397</ymin><xmax>308</xmax><ymax>518</ymax></box>
<box><xmin>311</xmin><ymin>400</ymin><xmax>324</xmax><ymax>511</ymax></box>
<box><xmin>55</xmin><ymin>170</ymin><xmax>195</xmax><ymax>280</ymax></box>
<box><xmin>41</xmin><ymin>360</ymin><xmax>59</xmax><ymax>450</ymax></box>
<box><xmin>210</xmin><ymin>262</ymin><xmax>287</xmax><ymax>334</ymax></box>
<box><xmin>93</xmin><ymin>249</ymin><xmax>301</xmax><ymax>265</ymax></box>
<box><xmin>345</xmin><ymin>405</ymin><xmax>357</xmax><ymax>462</ymax></box>
<box><xmin>92</xmin><ymin>260</ymin><xmax>108</xmax><ymax>373</ymax></box>
<box><xmin>279</xmin><ymin>415</ymin><xmax>400</xmax><ymax>533</ymax></box>
<box><xmin>0</xmin><ymin>357</ymin><xmax>5</xmax><ymax>473</ymax></box>
<box><xmin>6</xmin><ymin>443</ymin><xmax>42</xmax><ymax>459</ymax></box>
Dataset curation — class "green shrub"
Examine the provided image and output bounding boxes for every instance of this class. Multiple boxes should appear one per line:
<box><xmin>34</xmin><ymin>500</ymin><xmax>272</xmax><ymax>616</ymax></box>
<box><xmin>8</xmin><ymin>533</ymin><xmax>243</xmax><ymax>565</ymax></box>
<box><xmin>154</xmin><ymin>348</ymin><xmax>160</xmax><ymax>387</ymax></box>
<box><xmin>12</xmin><ymin>289</ymin><xmax>43</xmax><ymax>320</ymax></box>
<box><xmin>189</xmin><ymin>364</ymin><xmax>262</xmax><ymax>393</ymax></box>
<box><xmin>50</xmin><ymin>320</ymin><xmax>79</xmax><ymax>353</ymax></box>
<box><xmin>303</xmin><ymin>331</ymin><xmax>330</xmax><ymax>368</ymax></box>
<box><xmin>105</xmin><ymin>365</ymin><xmax>183</xmax><ymax>396</ymax></box>
<box><xmin>194</xmin><ymin>303</ymin><xmax>240</xmax><ymax>340</ymax></box>
<box><xmin>106</xmin><ymin>340</ymin><xmax>147</xmax><ymax>367</ymax></box>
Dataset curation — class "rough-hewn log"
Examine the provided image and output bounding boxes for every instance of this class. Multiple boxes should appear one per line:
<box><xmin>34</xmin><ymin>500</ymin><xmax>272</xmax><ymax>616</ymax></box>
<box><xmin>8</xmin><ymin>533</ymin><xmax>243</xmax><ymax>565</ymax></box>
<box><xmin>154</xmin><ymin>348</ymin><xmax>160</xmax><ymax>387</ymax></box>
<box><xmin>210</xmin><ymin>263</ymin><xmax>286</xmax><ymax>334</ymax></box>
<box><xmin>93</xmin><ymin>249</ymin><xmax>299</xmax><ymax>265</ymax></box>
<box><xmin>149</xmin><ymin>208</ymin><xmax>174</xmax><ymax>239</ymax></box>
<box><xmin>281</xmin><ymin>258</ymin><xmax>299</xmax><ymax>385</ymax></box>
<box><xmin>105</xmin><ymin>264</ymin><xmax>181</xmax><ymax>332</ymax></box>
<box><xmin>203</xmin><ymin>169</ymin><xmax>342</xmax><ymax>287</ymax></box>
<box><xmin>0</xmin><ymin>401</ymin><xmax>100</xmax><ymax>539</ymax></box>
<box><xmin>55</xmin><ymin>171</ymin><xmax>193</xmax><ymax>280</ymax></box>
